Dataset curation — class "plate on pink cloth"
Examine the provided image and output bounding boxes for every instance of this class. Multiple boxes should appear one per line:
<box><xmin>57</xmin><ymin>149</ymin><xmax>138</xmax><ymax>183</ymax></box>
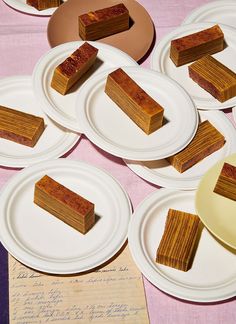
<box><xmin>128</xmin><ymin>189</ymin><xmax>236</xmax><ymax>302</ymax></box>
<box><xmin>0</xmin><ymin>76</ymin><xmax>79</xmax><ymax>168</ymax></box>
<box><xmin>32</xmin><ymin>41</ymin><xmax>137</xmax><ymax>132</ymax></box>
<box><xmin>0</xmin><ymin>159</ymin><xmax>131</xmax><ymax>274</ymax></box>
<box><xmin>124</xmin><ymin>110</ymin><xmax>236</xmax><ymax>190</ymax></box>
<box><xmin>75</xmin><ymin>66</ymin><xmax>198</xmax><ymax>161</ymax></box>
<box><xmin>151</xmin><ymin>23</ymin><xmax>236</xmax><ymax>110</ymax></box>
<box><xmin>2</xmin><ymin>0</ymin><xmax>61</xmax><ymax>16</ymax></box>
<box><xmin>182</xmin><ymin>0</ymin><xmax>236</xmax><ymax>28</ymax></box>
<box><xmin>47</xmin><ymin>0</ymin><xmax>154</xmax><ymax>62</ymax></box>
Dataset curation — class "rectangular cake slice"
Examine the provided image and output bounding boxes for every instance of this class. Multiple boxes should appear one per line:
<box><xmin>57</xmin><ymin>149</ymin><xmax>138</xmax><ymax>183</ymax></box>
<box><xmin>105</xmin><ymin>68</ymin><xmax>164</xmax><ymax>135</ymax></box>
<box><xmin>167</xmin><ymin>120</ymin><xmax>225</xmax><ymax>173</ymax></box>
<box><xmin>34</xmin><ymin>175</ymin><xmax>95</xmax><ymax>234</ymax></box>
<box><xmin>214</xmin><ymin>162</ymin><xmax>236</xmax><ymax>201</ymax></box>
<box><xmin>51</xmin><ymin>42</ymin><xmax>98</xmax><ymax>95</ymax></box>
<box><xmin>26</xmin><ymin>0</ymin><xmax>60</xmax><ymax>11</ymax></box>
<box><xmin>0</xmin><ymin>105</ymin><xmax>44</xmax><ymax>147</ymax></box>
<box><xmin>79</xmin><ymin>3</ymin><xmax>129</xmax><ymax>41</ymax></box>
<box><xmin>156</xmin><ymin>209</ymin><xmax>200</xmax><ymax>271</ymax></box>
<box><xmin>170</xmin><ymin>25</ymin><xmax>224</xmax><ymax>66</ymax></box>
<box><xmin>189</xmin><ymin>55</ymin><xmax>236</xmax><ymax>102</ymax></box>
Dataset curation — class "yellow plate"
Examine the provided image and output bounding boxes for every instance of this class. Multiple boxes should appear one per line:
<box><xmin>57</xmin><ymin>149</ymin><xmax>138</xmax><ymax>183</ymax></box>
<box><xmin>195</xmin><ymin>153</ymin><xmax>236</xmax><ymax>249</ymax></box>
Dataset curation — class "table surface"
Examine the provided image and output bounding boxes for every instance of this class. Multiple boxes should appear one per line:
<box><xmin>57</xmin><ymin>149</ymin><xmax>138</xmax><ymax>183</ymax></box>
<box><xmin>0</xmin><ymin>0</ymin><xmax>235</xmax><ymax>323</ymax></box>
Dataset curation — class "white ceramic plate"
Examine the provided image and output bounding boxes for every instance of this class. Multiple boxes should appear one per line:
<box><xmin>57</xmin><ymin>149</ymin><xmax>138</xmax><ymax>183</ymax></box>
<box><xmin>124</xmin><ymin>111</ymin><xmax>236</xmax><ymax>190</ymax></box>
<box><xmin>2</xmin><ymin>0</ymin><xmax>60</xmax><ymax>16</ymax></box>
<box><xmin>195</xmin><ymin>153</ymin><xmax>236</xmax><ymax>250</ymax></box>
<box><xmin>151</xmin><ymin>23</ymin><xmax>236</xmax><ymax>110</ymax></box>
<box><xmin>128</xmin><ymin>189</ymin><xmax>236</xmax><ymax>302</ymax></box>
<box><xmin>0</xmin><ymin>159</ymin><xmax>131</xmax><ymax>274</ymax></box>
<box><xmin>75</xmin><ymin>66</ymin><xmax>198</xmax><ymax>161</ymax></box>
<box><xmin>182</xmin><ymin>1</ymin><xmax>236</xmax><ymax>28</ymax></box>
<box><xmin>0</xmin><ymin>76</ymin><xmax>79</xmax><ymax>168</ymax></box>
<box><xmin>33</xmin><ymin>41</ymin><xmax>138</xmax><ymax>132</ymax></box>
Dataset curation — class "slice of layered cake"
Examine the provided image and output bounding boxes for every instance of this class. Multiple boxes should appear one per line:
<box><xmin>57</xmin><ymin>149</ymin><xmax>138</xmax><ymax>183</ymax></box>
<box><xmin>156</xmin><ymin>209</ymin><xmax>200</xmax><ymax>271</ymax></box>
<box><xmin>189</xmin><ymin>55</ymin><xmax>236</xmax><ymax>102</ymax></box>
<box><xmin>105</xmin><ymin>68</ymin><xmax>164</xmax><ymax>135</ymax></box>
<box><xmin>214</xmin><ymin>162</ymin><xmax>236</xmax><ymax>201</ymax></box>
<box><xmin>0</xmin><ymin>105</ymin><xmax>44</xmax><ymax>147</ymax></box>
<box><xmin>34</xmin><ymin>175</ymin><xmax>95</xmax><ymax>234</ymax></box>
<box><xmin>51</xmin><ymin>42</ymin><xmax>98</xmax><ymax>95</ymax></box>
<box><xmin>79</xmin><ymin>3</ymin><xmax>129</xmax><ymax>40</ymax></box>
<box><xmin>27</xmin><ymin>0</ymin><xmax>60</xmax><ymax>11</ymax></box>
<box><xmin>170</xmin><ymin>25</ymin><xmax>224</xmax><ymax>66</ymax></box>
<box><xmin>167</xmin><ymin>120</ymin><xmax>225</xmax><ymax>173</ymax></box>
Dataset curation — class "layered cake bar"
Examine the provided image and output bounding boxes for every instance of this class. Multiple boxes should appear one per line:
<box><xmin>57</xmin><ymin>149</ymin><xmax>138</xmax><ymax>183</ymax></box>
<box><xmin>0</xmin><ymin>105</ymin><xmax>44</xmax><ymax>147</ymax></box>
<box><xmin>105</xmin><ymin>68</ymin><xmax>164</xmax><ymax>135</ymax></box>
<box><xmin>34</xmin><ymin>175</ymin><xmax>95</xmax><ymax>234</ymax></box>
<box><xmin>170</xmin><ymin>25</ymin><xmax>224</xmax><ymax>66</ymax></box>
<box><xmin>79</xmin><ymin>3</ymin><xmax>129</xmax><ymax>41</ymax></box>
<box><xmin>214</xmin><ymin>162</ymin><xmax>236</xmax><ymax>201</ymax></box>
<box><xmin>51</xmin><ymin>42</ymin><xmax>98</xmax><ymax>95</ymax></box>
<box><xmin>156</xmin><ymin>209</ymin><xmax>200</xmax><ymax>271</ymax></box>
<box><xmin>26</xmin><ymin>0</ymin><xmax>60</xmax><ymax>11</ymax></box>
<box><xmin>167</xmin><ymin>120</ymin><xmax>225</xmax><ymax>173</ymax></box>
<box><xmin>189</xmin><ymin>55</ymin><xmax>236</xmax><ymax>102</ymax></box>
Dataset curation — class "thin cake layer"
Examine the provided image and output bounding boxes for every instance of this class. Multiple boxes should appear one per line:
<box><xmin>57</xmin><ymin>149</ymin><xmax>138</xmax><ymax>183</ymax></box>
<box><xmin>156</xmin><ymin>209</ymin><xmax>200</xmax><ymax>271</ymax></box>
<box><xmin>189</xmin><ymin>55</ymin><xmax>236</xmax><ymax>102</ymax></box>
<box><xmin>34</xmin><ymin>175</ymin><xmax>95</xmax><ymax>234</ymax></box>
<box><xmin>105</xmin><ymin>68</ymin><xmax>164</xmax><ymax>134</ymax></box>
<box><xmin>0</xmin><ymin>105</ymin><xmax>44</xmax><ymax>147</ymax></box>
<box><xmin>214</xmin><ymin>162</ymin><xmax>236</xmax><ymax>201</ymax></box>
<box><xmin>167</xmin><ymin>120</ymin><xmax>225</xmax><ymax>173</ymax></box>
<box><xmin>170</xmin><ymin>25</ymin><xmax>224</xmax><ymax>66</ymax></box>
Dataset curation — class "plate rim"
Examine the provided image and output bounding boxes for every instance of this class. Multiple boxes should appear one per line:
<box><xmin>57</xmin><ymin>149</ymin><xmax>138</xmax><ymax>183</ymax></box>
<box><xmin>32</xmin><ymin>40</ymin><xmax>138</xmax><ymax>132</ymax></box>
<box><xmin>0</xmin><ymin>75</ymin><xmax>80</xmax><ymax>168</ymax></box>
<box><xmin>0</xmin><ymin>158</ymin><xmax>132</xmax><ymax>274</ymax></box>
<box><xmin>195</xmin><ymin>153</ymin><xmax>236</xmax><ymax>249</ymax></box>
<box><xmin>150</xmin><ymin>22</ymin><xmax>236</xmax><ymax>110</ymax></box>
<box><xmin>128</xmin><ymin>188</ymin><xmax>236</xmax><ymax>302</ymax></box>
<box><xmin>75</xmin><ymin>66</ymin><xmax>199</xmax><ymax>161</ymax></box>
<box><xmin>123</xmin><ymin>110</ymin><xmax>236</xmax><ymax>190</ymax></box>
<box><xmin>182</xmin><ymin>0</ymin><xmax>236</xmax><ymax>26</ymax></box>
<box><xmin>2</xmin><ymin>0</ymin><xmax>57</xmax><ymax>16</ymax></box>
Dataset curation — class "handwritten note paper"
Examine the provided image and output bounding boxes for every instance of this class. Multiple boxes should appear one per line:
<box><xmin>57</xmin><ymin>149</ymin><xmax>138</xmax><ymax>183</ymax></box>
<box><xmin>9</xmin><ymin>246</ymin><xmax>149</xmax><ymax>323</ymax></box>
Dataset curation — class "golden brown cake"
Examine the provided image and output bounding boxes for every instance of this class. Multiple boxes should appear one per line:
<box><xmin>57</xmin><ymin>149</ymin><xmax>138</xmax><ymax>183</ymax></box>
<box><xmin>189</xmin><ymin>55</ymin><xmax>236</xmax><ymax>102</ymax></box>
<box><xmin>214</xmin><ymin>162</ymin><xmax>236</xmax><ymax>201</ymax></box>
<box><xmin>167</xmin><ymin>120</ymin><xmax>225</xmax><ymax>173</ymax></box>
<box><xmin>170</xmin><ymin>25</ymin><xmax>224</xmax><ymax>66</ymax></box>
<box><xmin>51</xmin><ymin>42</ymin><xmax>98</xmax><ymax>95</ymax></box>
<box><xmin>156</xmin><ymin>209</ymin><xmax>200</xmax><ymax>271</ymax></box>
<box><xmin>34</xmin><ymin>175</ymin><xmax>95</xmax><ymax>234</ymax></box>
<box><xmin>105</xmin><ymin>68</ymin><xmax>164</xmax><ymax>135</ymax></box>
<box><xmin>26</xmin><ymin>0</ymin><xmax>60</xmax><ymax>11</ymax></box>
<box><xmin>79</xmin><ymin>3</ymin><xmax>129</xmax><ymax>41</ymax></box>
<box><xmin>0</xmin><ymin>105</ymin><xmax>44</xmax><ymax>147</ymax></box>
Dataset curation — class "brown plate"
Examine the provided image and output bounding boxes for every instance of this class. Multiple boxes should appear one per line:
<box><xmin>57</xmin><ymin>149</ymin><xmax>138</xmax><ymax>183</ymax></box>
<box><xmin>47</xmin><ymin>0</ymin><xmax>154</xmax><ymax>62</ymax></box>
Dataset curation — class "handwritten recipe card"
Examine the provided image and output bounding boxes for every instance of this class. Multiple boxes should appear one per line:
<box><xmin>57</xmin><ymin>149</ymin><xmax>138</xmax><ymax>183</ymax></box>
<box><xmin>9</xmin><ymin>246</ymin><xmax>149</xmax><ymax>323</ymax></box>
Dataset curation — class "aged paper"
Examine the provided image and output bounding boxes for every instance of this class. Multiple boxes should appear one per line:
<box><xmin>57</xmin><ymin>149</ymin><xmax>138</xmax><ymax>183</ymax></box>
<box><xmin>9</xmin><ymin>246</ymin><xmax>149</xmax><ymax>323</ymax></box>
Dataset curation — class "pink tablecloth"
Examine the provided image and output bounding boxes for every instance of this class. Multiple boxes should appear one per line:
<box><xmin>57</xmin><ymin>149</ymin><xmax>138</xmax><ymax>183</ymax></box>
<box><xmin>0</xmin><ymin>0</ymin><xmax>235</xmax><ymax>323</ymax></box>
